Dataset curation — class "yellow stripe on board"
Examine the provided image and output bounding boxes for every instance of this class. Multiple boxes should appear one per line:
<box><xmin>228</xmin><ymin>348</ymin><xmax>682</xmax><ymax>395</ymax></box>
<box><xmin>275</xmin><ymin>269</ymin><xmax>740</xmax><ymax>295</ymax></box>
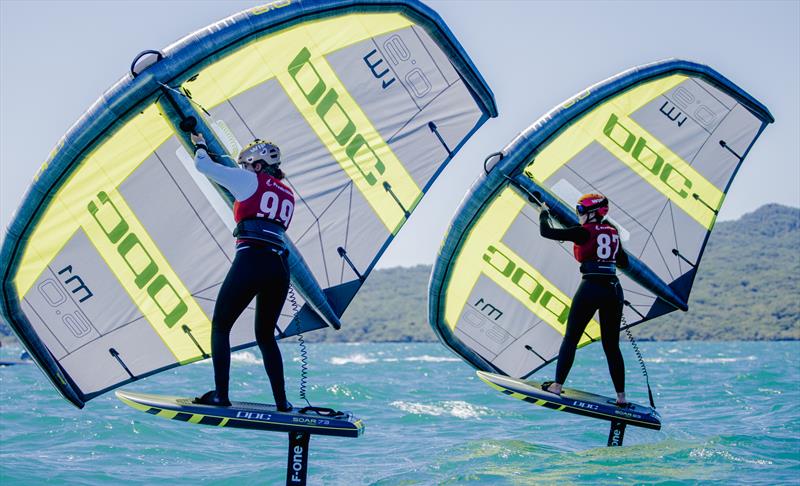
<box><xmin>524</xmin><ymin>74</ymin><xmax>722</xmax><ymax>229</ymax></box>
<box><xmin>180</xmin><ymin>413</ymin><xmax>361</xmax><ymax>432</ymax></box>
<box><xmin>445</xmin><ymin>188</ymin><xmax>598</xmax><ymax>344</ymax></box>
<box><xmin>477</xmin><ymin>374</ymin><xmax>659</xmax><ymax>427</ymax></box>
<box><xmin>116</xmin><ymin>393</ymin><xmax>152</xmax><ymax>413</ymax></box>
<box><xmin>158</xmin><ymin>410</ymin><xmax>179</xmax><ymax>420</ymax></box>
<box><xmin>477</xmin><ymin>373</ymin><xmax>508</xmax><ymax>393</ymax></box>
<box><xmin>187</xmin><ymin>13</ymin><xmax>421</xmax><ymax>233</ymax></box>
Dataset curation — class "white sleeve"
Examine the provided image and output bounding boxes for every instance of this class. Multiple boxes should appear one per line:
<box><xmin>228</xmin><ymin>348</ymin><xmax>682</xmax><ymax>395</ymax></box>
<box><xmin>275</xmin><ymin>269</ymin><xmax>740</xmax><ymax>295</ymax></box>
<box><xmin>193</xmin><ymin>148</ymin><xmax>258</xmax><ymax>201</ymax></box>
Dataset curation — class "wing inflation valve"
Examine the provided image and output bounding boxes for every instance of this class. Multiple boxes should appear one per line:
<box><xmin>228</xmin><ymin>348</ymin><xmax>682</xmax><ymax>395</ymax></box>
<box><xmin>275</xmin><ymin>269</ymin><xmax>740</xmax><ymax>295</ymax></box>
<box><xmin>130</xmin><ymin>49</ymin><xmax>164</xmax><ymax>77</ymax></box>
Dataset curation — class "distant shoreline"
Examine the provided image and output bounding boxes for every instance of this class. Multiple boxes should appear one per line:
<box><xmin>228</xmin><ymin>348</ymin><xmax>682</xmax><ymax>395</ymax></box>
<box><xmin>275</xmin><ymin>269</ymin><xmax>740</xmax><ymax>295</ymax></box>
<box><xmin>1</xmin><ymin>204</ymin><xmax>798</xmax><ymax>349</ymax></box>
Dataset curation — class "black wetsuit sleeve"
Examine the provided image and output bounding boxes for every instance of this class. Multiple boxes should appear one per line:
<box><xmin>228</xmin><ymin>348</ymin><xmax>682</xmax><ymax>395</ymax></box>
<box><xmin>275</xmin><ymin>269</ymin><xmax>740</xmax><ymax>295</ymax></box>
<box><xmin>617</xmin><ymin>243</ymin><xmax>630</xmax><ymax>269</ymax></box>
<box><xmin>539</xmin><ymin>210</ymin><xmax>590</xmax><ymax>244</ymax></box>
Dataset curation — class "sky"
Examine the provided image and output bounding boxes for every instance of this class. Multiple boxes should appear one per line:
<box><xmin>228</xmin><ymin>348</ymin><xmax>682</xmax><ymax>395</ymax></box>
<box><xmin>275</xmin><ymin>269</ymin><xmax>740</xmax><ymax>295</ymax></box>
<box><xmin>1</xmin><ymin>0</ymin><xmax>798</xmax><ymax>269</ymax></box>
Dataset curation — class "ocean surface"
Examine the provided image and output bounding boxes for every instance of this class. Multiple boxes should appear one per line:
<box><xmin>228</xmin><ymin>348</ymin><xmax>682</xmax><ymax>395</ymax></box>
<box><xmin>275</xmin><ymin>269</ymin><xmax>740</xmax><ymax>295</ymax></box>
<box><xmin>1</xmin><ymin>341</ymin><xmax>798</xmax><ymax>485</ymax></box>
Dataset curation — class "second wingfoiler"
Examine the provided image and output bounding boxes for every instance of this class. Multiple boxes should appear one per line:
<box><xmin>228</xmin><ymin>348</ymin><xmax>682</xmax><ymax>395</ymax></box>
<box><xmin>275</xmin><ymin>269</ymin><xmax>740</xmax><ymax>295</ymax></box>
<box><xmin>428</xmin><ymin>59</ymin><xmax>773</xmax><ymax>445</ymax></box>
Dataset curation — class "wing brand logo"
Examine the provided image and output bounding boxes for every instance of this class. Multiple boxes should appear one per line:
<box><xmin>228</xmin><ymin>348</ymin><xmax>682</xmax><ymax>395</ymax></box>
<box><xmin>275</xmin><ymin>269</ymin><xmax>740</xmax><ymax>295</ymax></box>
<box><xmin>87</xmin><ymin>191</ymin><xmax>188</xmax><ymax>328</ymax></box>
<box><xmin>482</xmin><ymin>245</ymin><xmax>569</xmax><ymax>325</ymax></box>
<box><xmin>562</xmin><ymin>89</ymin><xmax>591</xmax><ymax>109</ymax></box>
<box><xmin>572</xmin><ymin>400</ymin><xmax>599</xmax><ymax>411</ymax></box>
<box><xmin>602</xmin><ymin>113</ymin><xmax>693</xmax><ymax>198</ymax></box>
<box><xmin>288</xmin><ymin>47</ymin><xmax>385</xmax><ymax>186</ymax></box>
<box><xmin>236</xmin><ymin>411</ymin><xmax>272</xmax><ymax>421</ymax></box>
<box><xmin>609</xmin><ymin>428</ymin><xmax>623</xmax><ymax>446</ymax></box>
<box><xmin>251</xmin><ymin>0</ymin><xmax>291</xmax><ymax>15</ymax></box>
<box><xmin>290</xmin><ymin>439</ymin><xmax>305</xmax><ymax>483</ymax></box>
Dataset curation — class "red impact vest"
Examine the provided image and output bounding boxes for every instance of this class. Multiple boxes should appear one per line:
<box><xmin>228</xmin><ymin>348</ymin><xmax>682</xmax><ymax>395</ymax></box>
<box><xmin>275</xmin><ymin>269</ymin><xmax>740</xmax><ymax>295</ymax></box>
<box><xmin>573</xmin><ymin>223</ymin><xmax>620</xmax><ymax>263</ymax></box>
<box><xmin>233</xmin><ymin>173</ymin><xmax>295</xmax><ymax>229</ymax></box>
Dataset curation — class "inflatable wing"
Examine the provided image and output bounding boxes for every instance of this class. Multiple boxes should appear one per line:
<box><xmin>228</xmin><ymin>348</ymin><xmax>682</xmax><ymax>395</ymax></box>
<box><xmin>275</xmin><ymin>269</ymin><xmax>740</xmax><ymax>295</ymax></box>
<box><xmin>0</xmin><ymin>0</ymin><xmax>496</xmax><ymax>408</ymax></box>
<box><xmin>429</xmin><ymin>60</ymin><xmax>771</xmax><ymax>378</ymax></box>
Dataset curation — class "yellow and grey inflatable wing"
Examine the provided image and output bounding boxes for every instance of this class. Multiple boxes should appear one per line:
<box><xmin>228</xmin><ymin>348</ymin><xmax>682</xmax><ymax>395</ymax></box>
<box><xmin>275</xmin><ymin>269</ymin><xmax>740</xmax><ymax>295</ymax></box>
<box><xmin>0</xmin><ymin>0</ymin><xmax>496</xmax><ymax>408</ymax></box>
<box><xmin>429</xmin><ymin>60</ymin><xmax>772</xmax><ymax>379</ymax></box>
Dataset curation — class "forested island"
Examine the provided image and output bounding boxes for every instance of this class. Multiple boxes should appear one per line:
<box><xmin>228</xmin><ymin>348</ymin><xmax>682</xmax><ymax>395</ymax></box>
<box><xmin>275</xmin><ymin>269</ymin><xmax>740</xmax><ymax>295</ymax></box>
<box><xmin>1</xmin><ymin>204</ymin><xmax>797</xmax><ymax>345</ymax></box>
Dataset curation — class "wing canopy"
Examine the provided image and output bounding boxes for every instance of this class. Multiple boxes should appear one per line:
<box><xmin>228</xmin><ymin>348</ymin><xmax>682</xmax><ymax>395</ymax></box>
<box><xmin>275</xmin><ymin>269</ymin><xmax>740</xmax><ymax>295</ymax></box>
<box><xmin>0</xmin><ymin>0</ymin><xmax>496</xmax><ymax>407</ymax></box>
<box><xmin>429</xmin><ymin>60</ymin><xmax>772</xmax><ymax>379</ymax></box>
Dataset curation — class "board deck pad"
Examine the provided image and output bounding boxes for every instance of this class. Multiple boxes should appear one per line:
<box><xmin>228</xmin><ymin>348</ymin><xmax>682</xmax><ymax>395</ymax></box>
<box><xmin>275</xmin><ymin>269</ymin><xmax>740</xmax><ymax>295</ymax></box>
<box><xmin>477</xmin><ymin>371</ymin><xmax>661</xmax><ymax>430</ymax></box>
<box><xmin>116</xmin><ymin>390</ymin><xmax>364</xmax><ymax>437</ymax></box>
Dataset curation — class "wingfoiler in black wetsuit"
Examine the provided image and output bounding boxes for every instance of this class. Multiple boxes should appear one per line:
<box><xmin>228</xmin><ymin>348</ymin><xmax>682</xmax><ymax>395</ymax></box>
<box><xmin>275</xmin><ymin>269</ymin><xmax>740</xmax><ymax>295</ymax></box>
<box><xmin>192</xmin><ymin>143</ymin><xmax>294</xmax><ymax>411</ymax></box>
<box><xmin>211</xmin><ymin>234</ymin><xmax>290</xmax><ymax>407</ymax></box>
<box><xmin>539</xmin><ymin>210</ymin><xmax>629</xmax><ymax>393</ymax></box>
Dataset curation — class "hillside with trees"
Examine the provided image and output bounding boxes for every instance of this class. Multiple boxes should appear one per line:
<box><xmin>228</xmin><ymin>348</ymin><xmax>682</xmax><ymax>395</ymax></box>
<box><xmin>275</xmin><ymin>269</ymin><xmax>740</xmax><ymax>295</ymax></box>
<box><xmin>635</xmin><ymin>203</ymin><xmax>799</xmax><ymax>340</ymax></box>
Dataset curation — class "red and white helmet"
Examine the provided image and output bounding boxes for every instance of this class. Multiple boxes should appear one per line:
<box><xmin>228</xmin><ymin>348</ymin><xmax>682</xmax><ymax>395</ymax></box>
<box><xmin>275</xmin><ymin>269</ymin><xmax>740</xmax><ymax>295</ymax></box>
<box><xmin>576</xmin><ymin>193</ymin><xmax>609</xmax><ymax>218</ymax></box>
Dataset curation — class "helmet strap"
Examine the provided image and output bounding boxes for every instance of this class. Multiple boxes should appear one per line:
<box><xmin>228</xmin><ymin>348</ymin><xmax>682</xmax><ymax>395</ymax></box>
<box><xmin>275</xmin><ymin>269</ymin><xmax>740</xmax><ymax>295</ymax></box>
<box><xmin>580</xmin><ymin>210</ymin><xmax>600</xmax><ymax>223</ymax></box>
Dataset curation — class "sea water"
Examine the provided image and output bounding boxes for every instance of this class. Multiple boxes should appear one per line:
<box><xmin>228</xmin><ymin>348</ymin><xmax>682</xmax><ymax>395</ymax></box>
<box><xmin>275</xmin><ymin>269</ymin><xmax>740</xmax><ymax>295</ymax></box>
<box><xmin>1</xmin><ymin>341</ymin><xmax>797</xmax><ymax>485</ymax></box>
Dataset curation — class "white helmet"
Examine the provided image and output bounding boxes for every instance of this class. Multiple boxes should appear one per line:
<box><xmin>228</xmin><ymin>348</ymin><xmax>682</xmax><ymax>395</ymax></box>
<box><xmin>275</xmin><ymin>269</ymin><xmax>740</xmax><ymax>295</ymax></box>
<box><xmin>237</xmin><ymin>139</ymin><xmax>280</xmax><ymax>169</ymax></box>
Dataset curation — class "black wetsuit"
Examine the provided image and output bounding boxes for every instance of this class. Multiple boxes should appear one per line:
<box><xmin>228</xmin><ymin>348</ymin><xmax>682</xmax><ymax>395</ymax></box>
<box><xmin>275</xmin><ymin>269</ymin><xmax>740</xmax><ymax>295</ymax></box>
<box><xmin>192</xmin><ymin>147</ymin><xmax>294</xmax><ymax>409</ymax></box>
<box><xmin>211</xmin><ymin>242</ymin><xmax>290</xmax><ymax>406</ymax></box>
<box><xmin>539</xmin><ymin>210</ymin><xmax>629</xmax><ymax>393</ymax></box>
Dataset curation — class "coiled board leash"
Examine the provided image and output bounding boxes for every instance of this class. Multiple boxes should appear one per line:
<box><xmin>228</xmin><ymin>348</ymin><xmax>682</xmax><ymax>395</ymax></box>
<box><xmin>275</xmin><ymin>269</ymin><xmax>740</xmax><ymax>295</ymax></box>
<box><xmin>621</xmin><ymin>312</ymin><xmax>656</xmax><ymax>409</ymax></box>
<box><xmin>286</xmin><ymin>284</ymin><xmax>313</xmax><ymax>409</ymax></box>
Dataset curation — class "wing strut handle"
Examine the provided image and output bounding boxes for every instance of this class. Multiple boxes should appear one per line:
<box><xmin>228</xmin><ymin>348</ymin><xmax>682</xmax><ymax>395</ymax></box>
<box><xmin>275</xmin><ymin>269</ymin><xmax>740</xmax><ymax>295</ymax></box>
<box><xmin>512</xmin><ymin>174</ymin><xmax>689</xmax><ymax>312</ymax></box>
<box><xmin>154</xmin><ymin>81</ymin><xmax>343</xmax><ymax>334</ymax></box>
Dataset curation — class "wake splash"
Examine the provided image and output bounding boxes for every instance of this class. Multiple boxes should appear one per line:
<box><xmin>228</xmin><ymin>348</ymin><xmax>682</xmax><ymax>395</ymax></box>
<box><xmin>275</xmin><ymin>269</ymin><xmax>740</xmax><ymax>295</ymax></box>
<box><xmin>329</xmin><ymin>354</ymin><xmax>460</xmax><ymax>365</ymax></box>
<box><xmin>231</xmin><ymin>351</ymin><xmax>261</xmax><ymax>365</ymax></box>
<box><xmin>390</xmin><ymin>400</ymin><xmax>492</xmax><ymax>420</ymax></box>
<box><xmin>646</xmin><ymin>356</ymin><xmax>757</xmax><ymax>364</ymax></box>
<box><xmin>329</xmin><ymin>354</ymin><xmax>379</xmax><ymax>365</ymax></box>
<box><xmin>194</xmin><ymin>351</ymin><xmax>461</xmax><ymax>367</ymax></box>
<box><xmin>402</xmin><ymin>355</ymin><xmax>461</xmax><ymax>363</ymax></box>
<box><xmin>690</xmin><ymin>447</ymin><xmax>773</xmax><ymax>465</ymax></box>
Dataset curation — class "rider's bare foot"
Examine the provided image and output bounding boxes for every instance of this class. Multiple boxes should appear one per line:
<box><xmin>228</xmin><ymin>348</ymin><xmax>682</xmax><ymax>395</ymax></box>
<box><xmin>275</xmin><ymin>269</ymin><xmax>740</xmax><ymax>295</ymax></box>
<box><xmin>616</xmin><ymin>392</ymin><xmax>628</xmax><ymax>405</ymax></box>
<box><xmin>544</xmin><ymin>381</ymin><xmax>562</xmax><ymax>395</ymax></box>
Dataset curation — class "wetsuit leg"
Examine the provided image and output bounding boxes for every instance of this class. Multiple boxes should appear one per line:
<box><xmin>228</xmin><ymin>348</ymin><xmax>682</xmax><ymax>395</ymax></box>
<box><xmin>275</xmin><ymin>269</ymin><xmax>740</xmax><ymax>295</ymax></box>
<box><xmin>254</xmin><ymin>252</ymin><xmax>291</xmax><ymax>405</ymax></box>
<box><xmin>210</xmin><ymin>248</ymin><xmax>261</xmax><ymax>399</ymax></box>
<box><xmin>599</xmin><ymin>281</ymin><xmax>625</xmax><ymax>393</ymax></box>
<box><xmin>555</xmin><ymin>280</ymin><xmax>599</xmax><ymax>385</ymax></box>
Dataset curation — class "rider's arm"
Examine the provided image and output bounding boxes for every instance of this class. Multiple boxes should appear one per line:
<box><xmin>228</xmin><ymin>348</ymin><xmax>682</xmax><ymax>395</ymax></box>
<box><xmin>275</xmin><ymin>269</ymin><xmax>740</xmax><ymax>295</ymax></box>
<box><xmin>191</xmin><ymin>134</ymin><xmax>257</xmax><ymax>201</ymax></box>
<box><xmin>539</xmin><ymin>209</ymin><xmax>589</xmax><ymax>244</ymax></box>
